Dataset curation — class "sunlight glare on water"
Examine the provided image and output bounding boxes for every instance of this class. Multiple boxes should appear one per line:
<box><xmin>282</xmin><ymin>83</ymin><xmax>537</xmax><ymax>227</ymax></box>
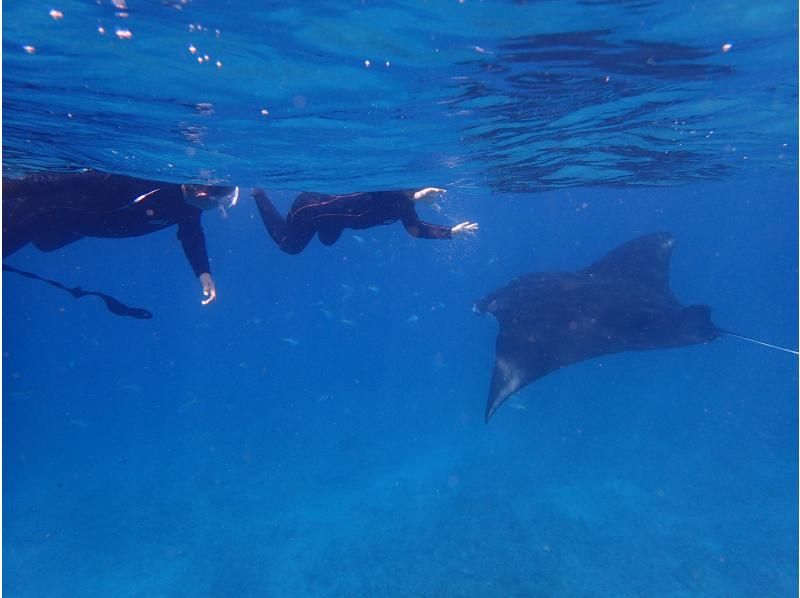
<box><xmin>3</xmin><ymin>0</ymin><xmax>796</xmax><ymax>193</ymax></box>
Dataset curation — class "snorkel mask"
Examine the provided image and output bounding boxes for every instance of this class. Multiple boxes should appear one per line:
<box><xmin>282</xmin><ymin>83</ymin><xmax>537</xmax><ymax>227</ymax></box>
<box><xmin>182</xmin><ymin>184</ymin><xmax>240</xmax><ymax>211</ymax></box>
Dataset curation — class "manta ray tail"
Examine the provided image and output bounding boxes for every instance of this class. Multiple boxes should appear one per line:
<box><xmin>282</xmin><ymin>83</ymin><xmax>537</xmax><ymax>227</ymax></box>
<box><xmin>720</xmin><ymin>330</ymin><xmax>798</xmax><ymax>356</ymax></box>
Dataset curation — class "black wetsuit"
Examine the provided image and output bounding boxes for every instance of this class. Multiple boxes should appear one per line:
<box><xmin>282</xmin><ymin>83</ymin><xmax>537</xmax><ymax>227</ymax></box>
<box><xmin>254</xmin><ymin>189</ymin><xmax>452</xmax><ymax>254</ymax></box>
<box><xmin>2</xmin><ymin>170</ymin><xmax>211</xmax><ymax>278</ymax></box>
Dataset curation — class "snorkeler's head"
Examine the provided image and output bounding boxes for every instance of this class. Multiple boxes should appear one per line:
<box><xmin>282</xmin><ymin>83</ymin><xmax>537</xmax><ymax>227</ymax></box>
<box><xmin>411</xmin><ymin>187</ymin><xmax>445</xmax><ymax>213</ymax></box>
<box><xmin>181</xmin><ymin>184</ymin><xmax>240</xmax><ymax>211</ymax></box>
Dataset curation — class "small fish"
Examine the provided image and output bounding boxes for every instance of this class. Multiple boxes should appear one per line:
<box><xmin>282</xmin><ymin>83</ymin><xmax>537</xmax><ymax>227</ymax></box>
<box><xmin>341</xmin><ymin>284</ymin><xmax>355</xmax><ymax>293</ymax></box>
<box><xmin>367</xmin><ymin>285</ymin><xmax>380</xmax><ymax>293</ymax></box>
<box><xmin>340</xmin><ymin>319</ymin><xmax>357</xmax><ymax>326</ymax></box>
<box><xmin>406</xmin><ymin>314</ymin><xmax>419</xmax><ymax>323</ymax></box>
<box><xmin>508</xmin><ymin>402</ymin><xmax>527</xmax><ymax>411</ymax></box>
<box><xmin>353</xmin><ymin>235</ymin><xmax>365</xmax><ymax>244</ymax></box>
<box><xmin>282</xmin><ymin>337</ymin><xmax>300</xmax><ymax>346</ymax></box>
<box><xmin>318</xmin><ymin>308</ymin><xmax>333</xmax><ymax>319</ymax></box>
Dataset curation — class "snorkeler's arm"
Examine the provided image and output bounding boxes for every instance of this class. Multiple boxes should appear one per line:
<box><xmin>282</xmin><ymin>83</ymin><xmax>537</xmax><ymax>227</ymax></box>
<box><xmin>176</xmin><ymin>208</ymin><xmax>216</xmax><ymax>304</ymax></box>
<box><xmin>399</xmin><ymin>201</ymin><xmax>453</xmax><ymax>240</ymax></box>
<box><xmin>410</xmin><ymin>187</ymin><xmax>478</xmax><ymax>237</ymax></box>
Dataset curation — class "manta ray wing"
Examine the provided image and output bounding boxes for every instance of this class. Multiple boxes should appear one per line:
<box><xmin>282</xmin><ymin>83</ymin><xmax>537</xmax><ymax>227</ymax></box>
<box><xmin>477</xmin><ymin>233</ymin><xmax>719</xmax><ymax>421</ymax></box>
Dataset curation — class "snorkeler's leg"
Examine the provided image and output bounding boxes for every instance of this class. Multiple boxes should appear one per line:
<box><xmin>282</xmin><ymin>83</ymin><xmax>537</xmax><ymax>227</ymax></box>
<box><xmin>252</xmin><ymin>189</ymin><xmax>317</xmax><ymax>254</ymax></box>
<box><xmin>253</xmin><ymin>188</ymin><xmax>291</xmax><ymax>246</ymax></box>
<box><xmin>317</xmin><ymin>226</ymin><xmax>343</xmax><ymax>246</ymax></box>
<box><xmin>275</xmin><ymin>193</ymin><xmax>322</xmax><ymax>254</ymax></box>
<box><xmin>275</xmin><ymin>223</ymin><xmax>316</xmax><ymax>254</ymax></box>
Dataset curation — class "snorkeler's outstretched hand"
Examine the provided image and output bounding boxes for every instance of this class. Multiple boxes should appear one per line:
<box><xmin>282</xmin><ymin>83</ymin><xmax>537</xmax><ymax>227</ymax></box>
<box><xmin>451</xmin><ymin>221</ymin><xmax>479</xmax><ymax>236</ymax></box>
<box><xmin>413</xmin><ymin>187</ymin><xmax>446</xmax><ymax>201</ymax></box>
<box><xmin>199</xmin><ymin>272</ymin><xmax>217</xmax><ymax>305</ymax></box>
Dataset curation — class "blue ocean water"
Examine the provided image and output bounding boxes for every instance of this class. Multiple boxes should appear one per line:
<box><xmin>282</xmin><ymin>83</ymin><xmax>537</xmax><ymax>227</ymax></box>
<box><xmin>3</xmin><ymin>1</ymin><xmax>797</xmax><ymax>596</ymax></box>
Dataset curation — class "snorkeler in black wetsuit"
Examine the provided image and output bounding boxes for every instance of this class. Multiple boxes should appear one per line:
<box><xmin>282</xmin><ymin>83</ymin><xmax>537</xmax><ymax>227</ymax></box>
<box><xmin>252</xmin><ymin>187</ymin><xmax>478</xmax><ymax>254</ymax></box>
<box><xmin>3</xmin><ymin>169</ymin><xmax>239</xmax><ymax>305</ymax></box>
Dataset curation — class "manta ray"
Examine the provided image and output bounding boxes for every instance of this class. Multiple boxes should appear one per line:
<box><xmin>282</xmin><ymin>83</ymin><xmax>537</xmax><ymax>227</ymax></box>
<box><xmin>474</xmin><ymin>233</ymin><xmax>796</xmax><ymax>422</ymax></box>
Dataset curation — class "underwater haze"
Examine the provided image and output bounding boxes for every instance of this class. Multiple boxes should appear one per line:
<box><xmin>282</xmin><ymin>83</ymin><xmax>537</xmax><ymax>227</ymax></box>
<box><xmin>3</xmin><ymin>1</ymin><xmax>798</xmax><ymax>596</ymax></box>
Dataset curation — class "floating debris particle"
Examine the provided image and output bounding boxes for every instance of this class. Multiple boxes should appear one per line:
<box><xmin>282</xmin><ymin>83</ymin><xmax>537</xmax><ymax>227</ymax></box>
<box><xmin>364</xmin><ymin>59</ymin><xmax>371</xmax><ymax>67</ymax></box>
<box><xmin>282</xmin><ymin>337</ymin><xmax>299</xmax><ymax>346</ymax></box>
<box><xmin>115</xmin><ymin>28</ymin><xmax>132</xmax><ymax>39</ymax></box>
<box><xmin>721</xmin><ymin>43</ymin><xmax>732</xmax><ymax>53</ymax></box>
<box><xmin>23</xmin><ymin>45</ymin><xmax>36</xmax><ymax>54</ymax></box>
<box><xmin>260</xmin><ymin>108</ymin><xmax>269</xmax><ymax>117</ymax></box>
<box><xmin>49</xmin><ymin>9</ymin><xmax>64</xmax><ymax>20</ymax></box>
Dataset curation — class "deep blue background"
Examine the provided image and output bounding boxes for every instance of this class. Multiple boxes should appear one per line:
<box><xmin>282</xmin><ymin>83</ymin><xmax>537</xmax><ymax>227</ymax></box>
<box><xmin>3</xmin><ymin>1</ymin><xmax>797</xmax><ymax>596</ymax></box>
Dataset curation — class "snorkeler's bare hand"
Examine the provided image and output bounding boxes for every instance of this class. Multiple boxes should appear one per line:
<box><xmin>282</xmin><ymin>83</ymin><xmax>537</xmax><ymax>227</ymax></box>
<box><xmin>451</xmin><ymin>221</ymin><xmax>479</xmax><ymax>236</ymax></box>
<box><xmin>199</xmin><ymin>272</ymin><xmax>217</xmax><ymax>305</ymax></box>
<box><xmin>413</xmin><ymin>187</ymin><xmax>446</xmax><ymax>201</ymax></box>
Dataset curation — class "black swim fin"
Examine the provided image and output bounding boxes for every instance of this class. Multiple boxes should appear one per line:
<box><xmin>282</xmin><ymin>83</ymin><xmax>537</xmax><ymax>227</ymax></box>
<box><xmin>3</xmin><ymin>263</ymin><xmax>154</xmax><ymax>320</ymax></box>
